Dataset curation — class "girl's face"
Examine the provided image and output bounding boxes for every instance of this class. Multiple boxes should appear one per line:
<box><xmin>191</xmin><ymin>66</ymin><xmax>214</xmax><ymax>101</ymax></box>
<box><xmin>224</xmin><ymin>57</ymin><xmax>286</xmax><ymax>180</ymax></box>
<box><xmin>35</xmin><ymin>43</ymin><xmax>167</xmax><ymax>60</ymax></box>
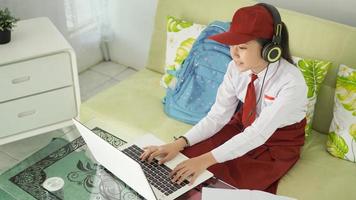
<box><xmin>230</xmin><ymin>40</ymin><xmax>269</xmax><ymax>73</ymax></box>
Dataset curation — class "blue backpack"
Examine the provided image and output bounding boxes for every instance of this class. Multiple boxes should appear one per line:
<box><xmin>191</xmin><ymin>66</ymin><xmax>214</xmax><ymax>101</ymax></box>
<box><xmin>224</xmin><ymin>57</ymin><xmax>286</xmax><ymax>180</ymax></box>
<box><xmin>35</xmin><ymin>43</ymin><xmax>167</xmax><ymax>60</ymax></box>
<box><xmin>163</xmin><ymin>21</ymin><xmax>232</xmax><ymax>124</ymax></box>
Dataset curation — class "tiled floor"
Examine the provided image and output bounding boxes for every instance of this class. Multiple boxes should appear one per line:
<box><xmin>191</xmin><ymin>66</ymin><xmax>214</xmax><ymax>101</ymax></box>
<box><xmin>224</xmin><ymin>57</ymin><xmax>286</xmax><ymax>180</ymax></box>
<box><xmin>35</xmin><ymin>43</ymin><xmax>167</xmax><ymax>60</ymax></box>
<box><xmin>79</xmin><ymin>62</ymin><xmax>137</xmax><ymax>101</ymax></box>
<box><xmin>0</xmin><ymin>61</ymin><xmax>137</xmax><ymax>174</ymax></box>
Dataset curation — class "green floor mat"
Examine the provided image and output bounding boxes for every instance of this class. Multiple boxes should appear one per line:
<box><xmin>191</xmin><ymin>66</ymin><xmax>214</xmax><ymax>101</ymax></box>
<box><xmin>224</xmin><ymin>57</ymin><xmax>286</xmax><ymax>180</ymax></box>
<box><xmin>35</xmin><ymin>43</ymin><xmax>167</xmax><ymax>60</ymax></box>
<box><xmin>0</xmin><ymin>127</ymin><xmax>143</xmax><ymax>200</ymax></box>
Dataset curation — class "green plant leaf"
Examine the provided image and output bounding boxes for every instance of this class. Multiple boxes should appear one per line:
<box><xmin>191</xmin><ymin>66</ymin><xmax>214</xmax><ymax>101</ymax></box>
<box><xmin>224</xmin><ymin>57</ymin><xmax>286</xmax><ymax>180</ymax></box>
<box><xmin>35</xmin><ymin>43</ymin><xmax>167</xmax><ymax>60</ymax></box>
<box><xmin>336</xmin><ymin>77</ymin><xmax>356</xmax><ymax>112</ymax></box>
<box><xmin>304</xmin><ymin>123</ymin><xmax>312</xmax><ymax>137</ymax></box>
<box><xmin>174</xmin><ymin>37</ymin><xmax>195</xmax><ymax>65</ymax></box>
<box><xmin>0</xmin><ymin>8</ymin><xmax>19</xmax><ymax>31</ymax></box>
<box><xmin>297</xmin><ymin>59</ymin><xmax>330</xmax><ymax>98</ymax></box>
<box><xmin>350</xmin><ymin>124</ymin><xmax>356</xmax><ymax>141</ymax></box>
<box><xmin>327</xmin><ymin>132</ymin><xmax>349</xmax><ymax>159</ymax></box>
<box><xmin>166</xmin><ymin>64</ymin><xmax>176</xmax><ymax>71</ymax></box>
<box><xmin>167</xmin><ymin>16</ymin><xmax>193</xmax><ymax>32</ymax></box>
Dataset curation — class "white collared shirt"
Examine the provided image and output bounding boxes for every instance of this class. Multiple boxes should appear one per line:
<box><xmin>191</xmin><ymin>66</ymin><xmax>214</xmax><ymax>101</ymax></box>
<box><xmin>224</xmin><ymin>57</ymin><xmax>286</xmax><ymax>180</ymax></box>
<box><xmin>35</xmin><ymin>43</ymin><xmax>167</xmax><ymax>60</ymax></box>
<box><xmin>183</xmin><ymin>58</ymin><xmax>308</xmax><ymax>163</ymax></box>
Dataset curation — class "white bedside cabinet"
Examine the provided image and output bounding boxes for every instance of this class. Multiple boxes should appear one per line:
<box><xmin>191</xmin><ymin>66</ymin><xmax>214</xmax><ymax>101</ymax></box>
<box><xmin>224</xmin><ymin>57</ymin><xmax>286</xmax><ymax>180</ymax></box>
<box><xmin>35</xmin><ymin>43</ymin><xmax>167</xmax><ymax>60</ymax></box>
<box><xmin>0</xmin><ymin>17</ymin><xmax>81</xmax><ymax>145</ymax></box>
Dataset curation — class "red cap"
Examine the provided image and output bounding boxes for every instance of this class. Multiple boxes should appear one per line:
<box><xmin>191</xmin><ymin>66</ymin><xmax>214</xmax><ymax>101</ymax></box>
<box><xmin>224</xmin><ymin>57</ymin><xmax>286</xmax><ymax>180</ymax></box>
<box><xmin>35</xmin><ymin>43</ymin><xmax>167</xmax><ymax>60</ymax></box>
<box><xmin>209</xmin><ymin>5</ymin><xmax>274</xmax><ymax>45</ymax></box>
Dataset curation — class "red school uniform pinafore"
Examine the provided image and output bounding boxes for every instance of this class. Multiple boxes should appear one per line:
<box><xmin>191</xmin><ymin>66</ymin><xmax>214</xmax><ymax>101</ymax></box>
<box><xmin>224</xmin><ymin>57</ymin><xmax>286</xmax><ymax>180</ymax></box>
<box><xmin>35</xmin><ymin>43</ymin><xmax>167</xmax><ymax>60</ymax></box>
<box><xmin>182</xmin><ymin>73</ymin><xmax>306</xmax><ymax>194</ymax></box>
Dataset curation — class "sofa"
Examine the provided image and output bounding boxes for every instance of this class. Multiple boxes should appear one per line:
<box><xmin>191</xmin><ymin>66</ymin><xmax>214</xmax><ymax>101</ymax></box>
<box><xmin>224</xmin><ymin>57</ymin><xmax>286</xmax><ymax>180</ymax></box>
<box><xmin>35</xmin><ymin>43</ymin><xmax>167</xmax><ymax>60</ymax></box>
<box><xmin>79</xmin><ymin>0</ymin><xmax>356</xmax><ymax>199</ymax></box>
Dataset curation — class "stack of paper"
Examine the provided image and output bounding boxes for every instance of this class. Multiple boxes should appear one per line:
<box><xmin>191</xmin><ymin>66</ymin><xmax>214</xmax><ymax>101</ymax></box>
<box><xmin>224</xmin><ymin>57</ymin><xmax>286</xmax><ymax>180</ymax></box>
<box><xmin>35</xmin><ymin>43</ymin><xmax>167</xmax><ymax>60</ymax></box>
<box><xmin>202</xmin><ymin>187</ymin><xmax>297</xmax><ymax>200</ymax></box>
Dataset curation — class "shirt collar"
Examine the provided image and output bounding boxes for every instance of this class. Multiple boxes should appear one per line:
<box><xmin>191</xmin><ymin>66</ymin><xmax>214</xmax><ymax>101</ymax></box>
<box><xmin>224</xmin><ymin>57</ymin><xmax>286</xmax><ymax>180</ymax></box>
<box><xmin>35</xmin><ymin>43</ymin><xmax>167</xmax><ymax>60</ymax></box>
<box><xmin>245</xmin><ymin>59</ymin><xmax>280</xmax><ymax>81</ymax></box>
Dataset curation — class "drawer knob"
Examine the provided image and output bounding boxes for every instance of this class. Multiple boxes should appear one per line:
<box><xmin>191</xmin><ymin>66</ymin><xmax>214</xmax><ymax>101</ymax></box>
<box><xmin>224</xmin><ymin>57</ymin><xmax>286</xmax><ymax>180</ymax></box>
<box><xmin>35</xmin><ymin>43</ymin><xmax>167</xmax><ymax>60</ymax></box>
<box><xmin>17</xmin><ymin>110</ymin><xmax>36</xmax><ymax>118</ymax></box>
<box><xmin>12</xmin><ymin>76</ymin><xmax>31</xmax><ymax>84</ymax></box>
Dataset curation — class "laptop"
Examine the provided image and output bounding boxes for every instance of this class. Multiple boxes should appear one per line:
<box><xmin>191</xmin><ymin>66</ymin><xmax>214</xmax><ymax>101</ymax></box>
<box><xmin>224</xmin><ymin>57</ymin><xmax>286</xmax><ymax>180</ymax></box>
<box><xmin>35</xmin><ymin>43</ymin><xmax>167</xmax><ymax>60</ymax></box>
<box><xmin>73</xmin><ymin>119</ymin><xmax>213</xmax><ymax>200</ymax></box>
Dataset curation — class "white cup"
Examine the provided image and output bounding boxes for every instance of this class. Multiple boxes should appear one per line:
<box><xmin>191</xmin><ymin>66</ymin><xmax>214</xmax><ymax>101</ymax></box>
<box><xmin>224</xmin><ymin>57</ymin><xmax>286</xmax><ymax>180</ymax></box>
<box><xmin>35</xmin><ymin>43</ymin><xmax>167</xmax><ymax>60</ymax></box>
<box><xmin>42</xmin><ymin>177</ymin><xmax>65</xmax><ymax>199</ymax></box>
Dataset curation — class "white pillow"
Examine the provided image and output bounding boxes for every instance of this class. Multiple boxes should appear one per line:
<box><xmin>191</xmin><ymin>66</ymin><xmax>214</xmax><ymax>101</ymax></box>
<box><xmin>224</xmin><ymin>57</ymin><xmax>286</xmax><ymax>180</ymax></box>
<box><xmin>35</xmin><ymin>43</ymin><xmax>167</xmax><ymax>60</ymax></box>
<box><xmin>292</xmin><ymin>56</ymin><xmax>331</xmax><ymax>136</ymax></box>
<box><xmin>327</xmin><ymin>64</ymin><xmax>356</xmax><ymax>162</ymax></box>
<box><xmin>161</xmin><ymin>16</ymin><xmax>206</xmax><ymax>89</ymax></box>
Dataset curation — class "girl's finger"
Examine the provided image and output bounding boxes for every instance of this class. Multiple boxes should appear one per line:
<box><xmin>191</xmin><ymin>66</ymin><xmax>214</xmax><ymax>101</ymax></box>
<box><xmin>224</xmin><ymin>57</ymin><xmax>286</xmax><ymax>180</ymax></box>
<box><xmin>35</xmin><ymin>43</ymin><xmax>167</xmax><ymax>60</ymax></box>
<box><xmin>177</xmin><ymin>170</ymin><xmax>193</xmax><ymax>184</ymax></box>
<box><xmin>158</xmin><ymin>153</ymin><xmax>172</xmax><ymax>165</ymax></box>
<box><xmin>189</xmin><ymin>173</ymin><xmax>199</xmax><ymax>186</ymax></box>
<box><xmin>140</xmin><ymin>147</ymin><xmax>156</xmax><ymax>161</ymax></box>
<box><xmin>170</xmin><ymin>162</ymin><xmax>186</xmax><ymax>177</ymax></box>
<box><xmin>139</xmin><ymin>148</ymin><xmax>149</xmax><ymax>159</ymax></box>
<box><xmin>140</xmin><ymin>150</ymin><xmax>150</xmax><ymax>161</ymax></box>
<box><xmin>148</xmin><ymin>149</ymin><xmax>163</xmax><ymax>163</ymax></box>
<box><xmin>172</xmin><ymin>167</ymin><xmax>189</xmax><ymax>183</ymax></box>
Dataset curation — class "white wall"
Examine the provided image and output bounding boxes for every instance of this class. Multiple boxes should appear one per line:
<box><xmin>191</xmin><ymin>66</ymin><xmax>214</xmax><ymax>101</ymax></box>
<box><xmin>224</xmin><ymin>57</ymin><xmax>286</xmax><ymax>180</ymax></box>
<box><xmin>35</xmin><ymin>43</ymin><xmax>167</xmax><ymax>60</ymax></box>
<box><xmin>258</xmin><ymin>0</ymin><xmax>356</xmax><ymax>27</ymax></box>
<box><xmin>2</xmin><ymin>0</ymin><xmax>355</xmax><ymax>70</ymax></box>
<box><xmin>0</xmin><ymin>0</ymin><xmax>103</xmax><ymax>72</ymax></box>
<box><xmin>107</xmin><ymin>0</ymin><xmax>356</xmax><ymax>70</ymax></box>
<box><xmin>107</xmin><ymin>0</ymin><xmax>158</xmax><ymax>70</ymax></box>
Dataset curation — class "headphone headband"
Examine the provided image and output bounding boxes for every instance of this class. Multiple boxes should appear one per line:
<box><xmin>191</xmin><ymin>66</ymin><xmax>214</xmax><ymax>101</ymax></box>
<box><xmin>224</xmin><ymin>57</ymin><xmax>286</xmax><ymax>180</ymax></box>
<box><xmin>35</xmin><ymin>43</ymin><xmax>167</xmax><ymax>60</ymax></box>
<box><xmin>257</xmin><ymin>3</ymin><xmax>282</xmax><ymax>45</ymax></box>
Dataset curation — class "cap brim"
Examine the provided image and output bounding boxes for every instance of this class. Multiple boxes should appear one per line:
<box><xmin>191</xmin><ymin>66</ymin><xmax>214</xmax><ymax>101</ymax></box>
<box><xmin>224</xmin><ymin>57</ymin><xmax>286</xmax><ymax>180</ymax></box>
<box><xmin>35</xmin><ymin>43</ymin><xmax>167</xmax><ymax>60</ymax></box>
<box><xmin>208</xmin><ymin>31</ymin><xmax>255</xmax><ymax>45</ymax></box>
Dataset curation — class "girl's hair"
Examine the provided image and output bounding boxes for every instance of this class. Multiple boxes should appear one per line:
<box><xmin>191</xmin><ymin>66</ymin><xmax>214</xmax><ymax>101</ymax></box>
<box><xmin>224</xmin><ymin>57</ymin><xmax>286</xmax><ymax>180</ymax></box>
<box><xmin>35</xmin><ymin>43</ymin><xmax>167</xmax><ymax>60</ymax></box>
<box><xmin>256</xmin><ymin>22</ymin><xmax>293</xmax><ymax>64</ymax></box>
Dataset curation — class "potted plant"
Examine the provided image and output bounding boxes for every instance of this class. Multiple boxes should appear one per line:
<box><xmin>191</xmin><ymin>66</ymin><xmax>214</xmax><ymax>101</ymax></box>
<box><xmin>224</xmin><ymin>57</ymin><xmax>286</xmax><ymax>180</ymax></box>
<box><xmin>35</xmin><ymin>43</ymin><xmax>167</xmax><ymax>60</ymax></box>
<box><xmin>0</xmin><ymin>8</ymin><xmax>19</xmax><ymax>44</ymax></box>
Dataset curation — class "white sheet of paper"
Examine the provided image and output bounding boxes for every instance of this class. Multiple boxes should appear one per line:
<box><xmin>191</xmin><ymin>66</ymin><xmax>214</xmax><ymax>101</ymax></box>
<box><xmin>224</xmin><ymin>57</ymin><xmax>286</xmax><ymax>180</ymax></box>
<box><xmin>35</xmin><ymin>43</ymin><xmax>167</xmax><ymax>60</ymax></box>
<box><xmin>202</xmin><ymin>187</ymin><xmax>297</xmax><ymax>200</ymax></box>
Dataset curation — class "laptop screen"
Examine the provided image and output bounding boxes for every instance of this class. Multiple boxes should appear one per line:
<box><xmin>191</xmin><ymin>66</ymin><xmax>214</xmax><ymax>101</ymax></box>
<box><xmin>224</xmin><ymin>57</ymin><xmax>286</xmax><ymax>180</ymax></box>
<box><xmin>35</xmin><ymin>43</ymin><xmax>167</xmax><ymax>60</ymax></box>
<box><xmin>72</xmin><ymin>119</ymin><xmax>157</xmax><ymax>200</ymax></box>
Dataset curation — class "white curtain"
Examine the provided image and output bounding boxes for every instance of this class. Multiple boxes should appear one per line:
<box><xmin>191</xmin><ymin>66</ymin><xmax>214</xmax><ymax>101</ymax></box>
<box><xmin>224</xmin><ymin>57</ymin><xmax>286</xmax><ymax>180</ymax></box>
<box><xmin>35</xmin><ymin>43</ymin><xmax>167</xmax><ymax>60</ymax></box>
<box><xmin>0</xmin><ymin>0</ymin><xmax>114</xmax><ymax>72</ymax></box>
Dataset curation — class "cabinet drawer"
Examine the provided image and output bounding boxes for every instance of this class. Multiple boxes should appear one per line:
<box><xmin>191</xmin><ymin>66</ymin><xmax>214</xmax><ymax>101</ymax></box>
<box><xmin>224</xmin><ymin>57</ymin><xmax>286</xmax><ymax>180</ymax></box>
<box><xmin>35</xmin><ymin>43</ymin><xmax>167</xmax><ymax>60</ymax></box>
<box><xmin>0</xmin><ymin>53</ymin><xmax>73</xmax><ymax>102</ymax></box>
<box><xmin>0</xmin><ymin>86</ymin><xmax>77</xmax><ymax>138</ymax></box>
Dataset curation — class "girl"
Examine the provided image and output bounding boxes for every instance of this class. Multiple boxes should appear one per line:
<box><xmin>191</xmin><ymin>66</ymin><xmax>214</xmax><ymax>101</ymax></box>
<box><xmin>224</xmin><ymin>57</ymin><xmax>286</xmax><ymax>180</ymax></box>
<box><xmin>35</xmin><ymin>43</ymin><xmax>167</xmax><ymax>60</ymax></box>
<box><xmin>140</xmin><ymin>3</ymin><xmax>307</xmax><ymax>194</ymax></box>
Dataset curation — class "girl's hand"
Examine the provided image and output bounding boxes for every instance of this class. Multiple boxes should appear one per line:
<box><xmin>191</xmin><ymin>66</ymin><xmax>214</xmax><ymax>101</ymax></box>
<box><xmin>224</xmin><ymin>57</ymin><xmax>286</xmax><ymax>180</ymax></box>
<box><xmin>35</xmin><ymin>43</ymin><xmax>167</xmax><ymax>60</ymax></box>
<box><xmin>139</xmin><ymin>137</ymin><xmax>187</xmax><ymax>164</ymax></box>
<box><xmin>170</xmin><ymin>152</ymin><xmax>217</xmax><ymax>185</ymax></box>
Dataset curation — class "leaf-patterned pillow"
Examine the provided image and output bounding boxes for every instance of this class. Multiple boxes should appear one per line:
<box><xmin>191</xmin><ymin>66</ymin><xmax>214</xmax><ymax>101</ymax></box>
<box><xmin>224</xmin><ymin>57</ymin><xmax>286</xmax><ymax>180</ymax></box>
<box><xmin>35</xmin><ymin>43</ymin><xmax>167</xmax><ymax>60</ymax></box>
<box><xmin>327</xmin><ymin>64</ymin><xmax>356</xmax><ymax>162</ymax></box>
<box><xmin>292</xmin><ymin>56</ymin><xmax>331</xmax><ymax>137</ymax></box>
<box><xmin>161</xmin><ymin>16</ymin><xmax>206</xmax><ymax>89</ymax></box>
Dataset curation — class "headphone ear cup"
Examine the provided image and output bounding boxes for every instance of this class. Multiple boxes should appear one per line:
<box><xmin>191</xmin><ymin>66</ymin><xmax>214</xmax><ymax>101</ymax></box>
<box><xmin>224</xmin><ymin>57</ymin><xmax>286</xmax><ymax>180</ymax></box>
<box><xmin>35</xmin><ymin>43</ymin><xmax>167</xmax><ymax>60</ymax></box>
<box><xmin>262</xmin><ymin>43</ymin><xmax>282</xmax><ymax>63</ymax></box>
<box><xmin>262</xmin><ymin>43</ymin><xmax>272</xmax><ymax>62</ymax></box>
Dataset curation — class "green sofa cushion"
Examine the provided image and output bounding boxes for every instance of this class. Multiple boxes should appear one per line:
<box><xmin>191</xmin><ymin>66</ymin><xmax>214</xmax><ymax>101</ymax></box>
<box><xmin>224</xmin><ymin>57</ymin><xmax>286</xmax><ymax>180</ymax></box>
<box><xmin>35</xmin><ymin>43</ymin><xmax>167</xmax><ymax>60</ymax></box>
<box><xmin>81</xmin><ymin>69</ymin><xmax>192</xmax><ymax>143</ymax></box>
<box><xmin>279</xmin><ymin>130</ymin><xmax>356</xmax><ymax>199</ymax></box>
<box><xmin>146</xmin><ymin>0</ymin><xmax>356</xmax><ymax>134</ymax></box>
<box><xmin>81</xmin><ymin>69</ymin><xmax>356</xmax><ymax>199</ymax></box>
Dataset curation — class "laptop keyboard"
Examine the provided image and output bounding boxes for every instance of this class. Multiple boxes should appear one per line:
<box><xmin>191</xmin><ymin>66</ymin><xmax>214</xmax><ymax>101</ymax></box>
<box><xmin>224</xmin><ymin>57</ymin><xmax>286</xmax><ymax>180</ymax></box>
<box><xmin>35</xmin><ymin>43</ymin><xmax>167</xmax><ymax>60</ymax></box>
<box><xmin>122</xmin><ymin>145</ymin><xmax>189</xmax><ymax>196</ymax></box>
